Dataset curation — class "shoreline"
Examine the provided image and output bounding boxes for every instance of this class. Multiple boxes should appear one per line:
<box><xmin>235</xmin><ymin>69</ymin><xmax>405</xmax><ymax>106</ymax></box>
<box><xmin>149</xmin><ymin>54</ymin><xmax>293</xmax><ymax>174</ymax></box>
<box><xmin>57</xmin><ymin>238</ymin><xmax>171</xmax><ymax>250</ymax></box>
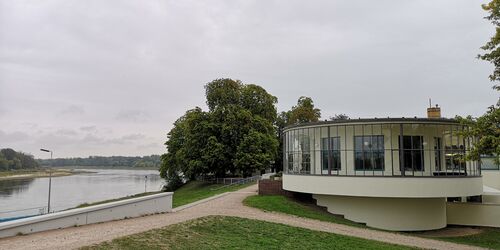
<box><xmin>0</xmin><ymin>169</ymin><xmax>92</xmax><ymax>181</ymax></box>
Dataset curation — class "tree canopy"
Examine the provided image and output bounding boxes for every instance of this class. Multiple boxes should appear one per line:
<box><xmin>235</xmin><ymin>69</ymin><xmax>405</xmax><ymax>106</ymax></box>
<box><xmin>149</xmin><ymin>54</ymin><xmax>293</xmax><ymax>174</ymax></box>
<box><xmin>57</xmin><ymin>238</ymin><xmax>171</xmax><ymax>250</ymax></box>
<box><xmin>455</xmin><ymin>2</ymin><xmax>500</xmax><ymax>165</ymax></box>
<box><xmin>457</xmin><ymin>102</ymin><xmax>500</xmax><ymax>165</ymax></box>
<box><xmin>479</xmin><ymin>0</ymin><xmax>500</xmax><ymax>90</ymax></box>
<box><xmin>281</xmin><ymin>96</ymin><xmax>321</xmax><ymax>126</ymax></box>
<box><xmin>160</xmin><ymin>79</ymin><xmax>278</xmax><ymax>186</ymax></box>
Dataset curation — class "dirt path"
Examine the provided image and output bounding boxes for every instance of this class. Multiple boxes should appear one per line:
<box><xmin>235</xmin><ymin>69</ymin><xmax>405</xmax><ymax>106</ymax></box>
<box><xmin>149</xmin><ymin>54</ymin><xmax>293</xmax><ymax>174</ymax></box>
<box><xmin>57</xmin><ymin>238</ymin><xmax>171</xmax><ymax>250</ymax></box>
<box><xmin>0</xmin><ymin>185</ymin><xmax>483</xmax><ymax>250</ymax></box>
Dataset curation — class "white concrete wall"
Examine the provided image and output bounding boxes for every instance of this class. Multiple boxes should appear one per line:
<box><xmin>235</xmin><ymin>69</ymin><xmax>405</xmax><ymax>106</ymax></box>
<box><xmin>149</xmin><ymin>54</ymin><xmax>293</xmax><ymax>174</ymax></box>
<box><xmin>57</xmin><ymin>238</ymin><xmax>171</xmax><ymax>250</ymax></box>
<box><xmin>314</xmin><ymin>194</ymin><xmax>447</xmax><ymax>231</ymax></box>
<box><xmin>283</xmin><ymin>174</ymin><xmax>483</xmax><ymax>198</ymax></box>
<box><xmin>482</xmin><ymin>170</ymin><xmax>500</xmax><ymax>190</ymax></box>
<box><xmin>447</xmin><ymin>202</ymin><xmax>500</xmax><ymax>227</ymax></box>
<box><xmin>0</xmin><ymin>192</ymin><xmax>173</xmax><ymax>238</ymax></box>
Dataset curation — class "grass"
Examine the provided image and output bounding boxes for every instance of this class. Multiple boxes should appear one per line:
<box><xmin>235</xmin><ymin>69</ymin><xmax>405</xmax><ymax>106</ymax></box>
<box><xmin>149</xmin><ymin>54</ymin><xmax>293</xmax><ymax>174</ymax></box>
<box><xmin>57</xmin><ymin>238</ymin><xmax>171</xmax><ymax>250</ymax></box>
<box><xmin>75</xmin><ymin>192</ymin><xmax>162</xmax><ymax>208</ymax></box>
<box><xmin>81</xmin><ymin>216</ymin><xmax>413</xmax><ymax>250</ymax></box>
<box><xmin>433</xmin><ymin>228</ymin><xmax>500</xmax><ymax>249</ymax></box>
<box><xmin>172</xmin><ymin>180</ymin><xmax>255</xmax><ymax>208</ymax></box>
<box><xmin>243</xmin><ymin>195</ymin><xmax>363</xmax><ymax>228</ymax></box>
<box><xmin>245</xmin><ymin>195</ymin><xmax>500</xmax><ymax>249</ymax></box>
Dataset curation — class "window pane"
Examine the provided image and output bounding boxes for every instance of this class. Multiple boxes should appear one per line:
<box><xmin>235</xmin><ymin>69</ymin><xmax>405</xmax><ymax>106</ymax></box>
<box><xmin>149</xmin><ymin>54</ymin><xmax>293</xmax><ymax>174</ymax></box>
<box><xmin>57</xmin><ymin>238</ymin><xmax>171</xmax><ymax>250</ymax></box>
<box><xmin>354</xmin><ymin>135</ymin><xmax>385</xmax><ymax>172</ymax></box>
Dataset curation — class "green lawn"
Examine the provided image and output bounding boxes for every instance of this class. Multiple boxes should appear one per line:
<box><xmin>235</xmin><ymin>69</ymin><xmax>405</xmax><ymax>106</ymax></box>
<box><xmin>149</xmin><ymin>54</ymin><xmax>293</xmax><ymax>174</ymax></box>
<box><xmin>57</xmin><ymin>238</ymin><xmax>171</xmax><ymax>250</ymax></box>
<box><xmin>72</xmin><ymin>180</ymin><xmax>253</xmax><ymax>210</ymax></box>
<box><xmin>244</xmin><ymin>195</ymin><xmax>500</xmax><ymax>249</ymax></box>
<box><xmin>173</xmin><ymin>180</ymin><xmax>255</xmax><ymax>208</ymax></box>
<box><xmin>81</xmin><ymin>216</ymin><xmax>413</xmax><ymax>250</ymax></box>
<box><xmin>243</xmin><ymin>195</ymin><xmax>363</xmax><ymax>228</ymax></box>
<box><xmin>434</xmin><ymin>228</ymin><xmax>500</xmax><ymax>250</ymax></box>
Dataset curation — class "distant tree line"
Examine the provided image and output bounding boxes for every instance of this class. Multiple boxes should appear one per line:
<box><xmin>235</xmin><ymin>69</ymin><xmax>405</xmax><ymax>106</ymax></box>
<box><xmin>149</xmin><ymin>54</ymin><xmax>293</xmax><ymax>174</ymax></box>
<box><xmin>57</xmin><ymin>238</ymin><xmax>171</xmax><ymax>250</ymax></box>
<box><xmin>0</xmin><ymin>148</ymin><xmax>40</xmax><ymax>171</ymax></box>
<box><xmin>38</xmin><ymin>155</ymin><xmax>161</xmax><ymax>168</ymax></box>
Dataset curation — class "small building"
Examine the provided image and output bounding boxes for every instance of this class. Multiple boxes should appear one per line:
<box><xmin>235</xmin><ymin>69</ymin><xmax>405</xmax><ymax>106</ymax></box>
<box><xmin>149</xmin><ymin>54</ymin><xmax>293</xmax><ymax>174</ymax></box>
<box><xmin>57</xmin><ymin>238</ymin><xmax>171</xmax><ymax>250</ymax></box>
<box><xmin>281</xmin><ymin>106</ymin><xmax>489</xmax><ymax>231</ymax></box>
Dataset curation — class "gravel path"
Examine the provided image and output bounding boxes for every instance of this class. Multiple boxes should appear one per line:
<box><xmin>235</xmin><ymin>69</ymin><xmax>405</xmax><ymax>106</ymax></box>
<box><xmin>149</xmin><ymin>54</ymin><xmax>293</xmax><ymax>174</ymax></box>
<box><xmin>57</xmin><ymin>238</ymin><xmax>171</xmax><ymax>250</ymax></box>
<box><xmin>0</xmin><ymin>185</ymin><xmax>483</xmax><ymax>250</ymax></box>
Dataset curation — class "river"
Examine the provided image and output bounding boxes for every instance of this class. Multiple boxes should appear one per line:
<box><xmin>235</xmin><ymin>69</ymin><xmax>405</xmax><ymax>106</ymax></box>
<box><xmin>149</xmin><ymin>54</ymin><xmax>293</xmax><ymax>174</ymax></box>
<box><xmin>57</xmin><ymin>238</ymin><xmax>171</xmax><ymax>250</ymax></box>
<box><xmin>0</xmin><ymin>168</ymin><xmax>164</xmax><ymax>219</ymax></box>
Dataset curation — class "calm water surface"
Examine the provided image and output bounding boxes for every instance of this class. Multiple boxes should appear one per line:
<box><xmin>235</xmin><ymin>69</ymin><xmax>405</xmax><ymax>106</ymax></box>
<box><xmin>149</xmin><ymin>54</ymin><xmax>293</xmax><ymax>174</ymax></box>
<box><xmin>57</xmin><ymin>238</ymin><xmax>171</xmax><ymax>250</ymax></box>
<box><xmin>0</xmin><ymin>168</ymin><xmax>164</xmax><ymax>219</ymax></box>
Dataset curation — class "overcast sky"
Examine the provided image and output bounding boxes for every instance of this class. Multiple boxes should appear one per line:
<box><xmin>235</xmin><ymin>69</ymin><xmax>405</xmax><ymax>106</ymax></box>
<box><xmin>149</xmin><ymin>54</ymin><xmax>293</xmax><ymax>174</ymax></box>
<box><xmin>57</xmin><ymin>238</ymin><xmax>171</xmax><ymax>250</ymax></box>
<box><xmin>1</xmin><ymin>0</ymin><xmax>498</xmax><ymax>159</ymax></box>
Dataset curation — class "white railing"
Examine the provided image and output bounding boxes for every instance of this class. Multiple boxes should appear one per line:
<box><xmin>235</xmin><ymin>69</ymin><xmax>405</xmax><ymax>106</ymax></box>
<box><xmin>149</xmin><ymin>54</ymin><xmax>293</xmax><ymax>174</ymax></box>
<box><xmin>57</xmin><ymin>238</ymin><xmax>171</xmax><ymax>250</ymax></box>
<box><xmin>210</xmin><ymin>175</ymin><xmax>261</xmax><ymax>191</ymax></box>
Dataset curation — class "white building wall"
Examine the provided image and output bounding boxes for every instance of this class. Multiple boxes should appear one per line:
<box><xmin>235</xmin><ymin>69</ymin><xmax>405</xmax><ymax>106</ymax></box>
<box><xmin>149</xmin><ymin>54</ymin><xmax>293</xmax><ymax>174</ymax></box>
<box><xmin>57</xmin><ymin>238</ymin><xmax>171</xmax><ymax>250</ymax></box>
<box><xmin>314</xmin><ymin>194</ymin><xmax>447</xmax><ymax>231</ymax></box>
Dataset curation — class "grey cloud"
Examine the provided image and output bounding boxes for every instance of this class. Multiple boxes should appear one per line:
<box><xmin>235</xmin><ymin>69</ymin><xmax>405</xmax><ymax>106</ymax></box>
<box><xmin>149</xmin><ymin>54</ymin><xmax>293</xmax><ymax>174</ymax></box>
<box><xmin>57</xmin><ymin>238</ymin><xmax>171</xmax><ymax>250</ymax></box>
<box><xmin>107</xmin><ymin>133</ymin><xmax>146</xmax><ymax>144</ymax></box>
<box><xmin>80</xmin><ymin>134</ymin><xmax>105</xmax><ymax>144</ymax></box>
<box><xmin>1</xmin><ymin>0</ymin><xmax>498</xmax><ymax>158</ymax></box>
<box><xmin>115</xmin><ymin>110</ymin><xmax>150</xmax><ymax>122</ymax></box>
<box><xmin>0</xmin><ymin>130</ymin><xmax>30</xmax><ymax>144</ymax></box>
<box><xmin>80</xmin><ymin>125</ymin><xmax>97</xmax><ymax>133</ymax></box>
<box><xmin>55</xmin><ymin>129</ymin><xmax>78</xmax><ymax>136</ymax></box>
<box><xmin>136</xmin><ymin>142</ymin><xmax>161</xmax><ymax>150</ymax></box>
<box><xmin>59</xmin><ymin>105</ymin><xmax>85</xmax><ymax>116</ymax></box>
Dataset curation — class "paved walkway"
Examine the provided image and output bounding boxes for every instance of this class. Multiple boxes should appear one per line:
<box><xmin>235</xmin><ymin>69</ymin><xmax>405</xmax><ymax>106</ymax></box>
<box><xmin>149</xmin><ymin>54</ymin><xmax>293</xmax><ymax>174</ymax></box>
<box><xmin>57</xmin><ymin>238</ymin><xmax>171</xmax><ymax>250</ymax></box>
<box><xmin>0</xmin><ymin>185</ymin><xmax>483</xmax><ymax>250</ymax></box>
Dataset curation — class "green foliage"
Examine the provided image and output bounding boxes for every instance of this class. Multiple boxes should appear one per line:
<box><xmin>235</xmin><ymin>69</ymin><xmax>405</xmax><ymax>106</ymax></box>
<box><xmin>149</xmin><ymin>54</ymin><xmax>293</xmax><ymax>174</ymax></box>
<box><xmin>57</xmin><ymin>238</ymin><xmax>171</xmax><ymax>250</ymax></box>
<box><xmin>0</xmin><ymin>148</ymin><xmax>39</xmax><ymax>171</ymax></box>
<box><xmin>286</xmin><ymin>96</ymin><xmax>321</xmax><ymax>125</ymax></box>
<box><xmin>243</xmin><ymin>195</ymin><xmax>363</xmax><ymax>228</ymax></box>
<box><xmin>82</xmin><ymin>216</ymin><xmax>412</xmax><ymax>250</ymax></box>
<box><xmin>161</xmin><ymin>78</ymin><xmax>278</xmax><ymax>179</ymax></box>
<box><xmin>38</xmin><ymin>155</ymin><xmax>161</xmax><ymax>168</ymax></box>
<box><xmin>479</xmin><ymin>0</ymin><xmax>500</xmax><ymax>90</ymax></box>
<box><xmin>235</xmin><ymin>130</ymin><xmax>278</xmax><ymax>177</ymax></box>
<box><xmin>456</xmin><ymin>104</ymin><xmax>500</xmax><ymax>164</ymax></box>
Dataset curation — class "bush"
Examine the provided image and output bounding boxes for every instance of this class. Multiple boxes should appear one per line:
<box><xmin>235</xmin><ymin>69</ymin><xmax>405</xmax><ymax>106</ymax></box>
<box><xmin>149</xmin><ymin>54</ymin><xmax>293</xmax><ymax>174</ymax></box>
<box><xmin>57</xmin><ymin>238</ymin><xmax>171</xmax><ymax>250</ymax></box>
<box><xmin>163</xmin><ymin>173</ymin><xmax>184</xmax><ymax>192</ymax></box>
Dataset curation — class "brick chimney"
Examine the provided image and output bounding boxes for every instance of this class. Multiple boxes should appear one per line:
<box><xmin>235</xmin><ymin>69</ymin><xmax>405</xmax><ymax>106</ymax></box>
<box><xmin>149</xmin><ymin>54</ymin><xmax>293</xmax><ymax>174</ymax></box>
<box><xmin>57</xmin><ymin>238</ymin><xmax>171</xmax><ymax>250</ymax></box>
<box><xmin>427</xmin><ymin>99</ymin><xmax>441</xmax><ymax>118</ymax></box>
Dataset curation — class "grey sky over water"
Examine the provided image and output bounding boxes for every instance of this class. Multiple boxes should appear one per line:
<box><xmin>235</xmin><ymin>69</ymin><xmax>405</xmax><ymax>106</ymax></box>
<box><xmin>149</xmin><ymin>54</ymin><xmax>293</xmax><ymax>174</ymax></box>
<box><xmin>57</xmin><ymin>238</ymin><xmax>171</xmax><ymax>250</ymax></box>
<box><xmin>1</xmin><ymin>0</ymin><xmax>498</xmax><ymax>158</ymax></box>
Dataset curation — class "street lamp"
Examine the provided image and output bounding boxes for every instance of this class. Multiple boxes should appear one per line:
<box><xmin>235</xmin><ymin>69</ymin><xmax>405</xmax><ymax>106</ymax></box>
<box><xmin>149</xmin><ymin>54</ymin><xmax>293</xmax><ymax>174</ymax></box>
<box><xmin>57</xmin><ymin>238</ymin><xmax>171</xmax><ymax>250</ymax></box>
<box><xmin>40</xmin><ymin>148</ymin><xmax>52</xmax><ymax>214</ymax></box>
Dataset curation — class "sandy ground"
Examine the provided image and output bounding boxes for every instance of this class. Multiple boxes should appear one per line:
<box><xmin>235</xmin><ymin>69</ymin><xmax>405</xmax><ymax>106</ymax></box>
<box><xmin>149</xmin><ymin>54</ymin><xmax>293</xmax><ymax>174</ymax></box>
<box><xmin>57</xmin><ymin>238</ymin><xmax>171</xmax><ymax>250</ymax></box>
<box><xmin>0</xmin><ymin>185</ymin><xmax>484</xmax><ymax>250</ymax></box>
<box><xmin>0</xmin><ymin>169</ymin><xmax>88</xmax><ymax>181</ymax></box>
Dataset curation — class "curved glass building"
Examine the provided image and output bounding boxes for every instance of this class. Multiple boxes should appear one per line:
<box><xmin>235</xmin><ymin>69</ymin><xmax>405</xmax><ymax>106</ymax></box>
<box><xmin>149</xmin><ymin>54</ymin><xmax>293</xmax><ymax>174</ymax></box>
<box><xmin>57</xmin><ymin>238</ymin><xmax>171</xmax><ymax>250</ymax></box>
<box><xmin>282</xmin><ymin>117</ymin><xmax>483</xmax><ymax>231</ymax></box>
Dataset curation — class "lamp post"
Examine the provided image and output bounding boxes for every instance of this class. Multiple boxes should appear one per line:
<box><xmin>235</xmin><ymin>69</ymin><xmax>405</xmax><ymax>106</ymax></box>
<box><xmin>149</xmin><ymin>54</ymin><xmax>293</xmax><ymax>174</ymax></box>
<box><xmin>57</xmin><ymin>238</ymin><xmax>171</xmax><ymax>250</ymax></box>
<box><xmin>40</xmin><ymin>148</ymin><xmax>52</xmax><ymax>214</ymax></box>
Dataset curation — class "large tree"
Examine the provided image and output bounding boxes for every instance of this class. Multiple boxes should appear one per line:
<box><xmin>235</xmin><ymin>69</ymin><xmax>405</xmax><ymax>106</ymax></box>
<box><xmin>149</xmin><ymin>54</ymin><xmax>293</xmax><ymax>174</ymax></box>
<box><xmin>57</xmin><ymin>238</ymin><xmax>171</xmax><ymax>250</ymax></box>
<box><xmin>479</xmin><ymin>0</ymin><xmax>500</xmax><ymax>90</ymax></box>
<box><xmin>161</xmin><ymin>79</ymin><xmax>278</xmax><ymax>187</ymax></box>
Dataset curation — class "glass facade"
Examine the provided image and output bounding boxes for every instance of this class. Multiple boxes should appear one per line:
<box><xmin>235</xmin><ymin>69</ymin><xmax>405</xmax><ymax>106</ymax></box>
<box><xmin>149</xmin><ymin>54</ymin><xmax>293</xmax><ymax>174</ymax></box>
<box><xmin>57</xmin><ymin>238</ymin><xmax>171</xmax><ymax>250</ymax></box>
<box><xmin>283</xmin><ymin>119</ymin><xmax>480</xmax><ymax>177</ymax></box>
<box><xmin>354</xmin><ymin>136</ymin><xmax>384</xmax><ymax>171</ymax></box>
<box><xmin>321</xmin><ymin>137</ymin><xmax>341</xmax><ymax>172</ymax></box>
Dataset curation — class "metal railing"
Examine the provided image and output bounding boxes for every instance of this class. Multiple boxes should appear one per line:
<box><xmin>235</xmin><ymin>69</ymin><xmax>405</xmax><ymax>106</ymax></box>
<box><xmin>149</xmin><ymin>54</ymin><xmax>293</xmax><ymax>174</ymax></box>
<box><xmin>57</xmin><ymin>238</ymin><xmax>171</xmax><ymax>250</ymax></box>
<box><xmin>210</xmin><ymin>175</ymin><xmax>261</xmax><ymax>191</ymax></box>
<box><xmin>0</xmin><ymin>206</ymin><xmax>47</xmax><ymax>223</ymax></box>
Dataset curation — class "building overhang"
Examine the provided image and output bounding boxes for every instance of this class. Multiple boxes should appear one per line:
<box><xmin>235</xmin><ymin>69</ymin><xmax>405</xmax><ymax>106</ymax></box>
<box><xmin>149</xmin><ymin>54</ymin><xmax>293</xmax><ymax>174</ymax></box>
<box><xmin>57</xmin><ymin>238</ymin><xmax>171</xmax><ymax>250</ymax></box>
<box><xmin>283</xmin><ymin>174</ymin><xmax>483</xmax><ymax>198</ymax></box>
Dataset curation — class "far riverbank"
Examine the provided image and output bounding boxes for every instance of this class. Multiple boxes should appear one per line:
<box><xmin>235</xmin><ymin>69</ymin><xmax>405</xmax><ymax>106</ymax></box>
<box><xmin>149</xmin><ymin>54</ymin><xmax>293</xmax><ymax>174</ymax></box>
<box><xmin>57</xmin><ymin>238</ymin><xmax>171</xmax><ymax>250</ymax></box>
<box><xmin>0</xmin><ymin>169</ymin><xmax>92</xmax><ymax>181</ymax></box>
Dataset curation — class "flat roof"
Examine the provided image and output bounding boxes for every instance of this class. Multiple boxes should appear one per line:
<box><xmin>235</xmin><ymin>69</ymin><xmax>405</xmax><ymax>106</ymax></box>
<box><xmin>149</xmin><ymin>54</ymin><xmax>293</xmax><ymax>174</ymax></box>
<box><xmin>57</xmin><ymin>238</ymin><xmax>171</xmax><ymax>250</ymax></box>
<box><xmin>284</xmin><ymin>117</ymin><xmax>460</xmax><ymax>131</ymax></box>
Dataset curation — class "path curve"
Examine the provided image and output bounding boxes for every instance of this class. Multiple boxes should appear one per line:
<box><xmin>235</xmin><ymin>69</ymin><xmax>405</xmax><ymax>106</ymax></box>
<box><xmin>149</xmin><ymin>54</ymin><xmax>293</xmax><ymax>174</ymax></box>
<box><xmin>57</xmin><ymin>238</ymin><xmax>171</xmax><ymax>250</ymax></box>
<box><xmin>0</xmin><ymin>185</ymin><xmax>483</xmax><ymax>250</ymax></box>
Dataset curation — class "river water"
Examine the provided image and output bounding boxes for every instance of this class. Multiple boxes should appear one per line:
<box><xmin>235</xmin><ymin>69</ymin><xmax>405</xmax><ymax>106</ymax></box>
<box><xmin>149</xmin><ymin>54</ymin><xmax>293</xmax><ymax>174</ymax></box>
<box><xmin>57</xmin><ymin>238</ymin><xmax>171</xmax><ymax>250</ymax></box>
<box><xmin>0</xmin><ymin>168</ymin><xmax>164</xmax><ymax>219</ymax></box>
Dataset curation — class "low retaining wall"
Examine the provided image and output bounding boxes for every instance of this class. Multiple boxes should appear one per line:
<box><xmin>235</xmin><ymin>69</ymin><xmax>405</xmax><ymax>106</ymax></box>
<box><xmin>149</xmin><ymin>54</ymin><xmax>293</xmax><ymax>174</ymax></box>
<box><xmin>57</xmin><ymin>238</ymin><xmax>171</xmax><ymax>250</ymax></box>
<box><xmin>0</xmin><ymin>192</ymin><xmax>173</xmax><ymax>238</ymax></box>
<box><xmin>447</xmin><ymin>201</ymin><xmax>500</xmax><ymax>227</ymax></box>
<box><xmin>258</xmin><ymin>180</ymin><xmax>292</xmax><ymax>197</ymax></box>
